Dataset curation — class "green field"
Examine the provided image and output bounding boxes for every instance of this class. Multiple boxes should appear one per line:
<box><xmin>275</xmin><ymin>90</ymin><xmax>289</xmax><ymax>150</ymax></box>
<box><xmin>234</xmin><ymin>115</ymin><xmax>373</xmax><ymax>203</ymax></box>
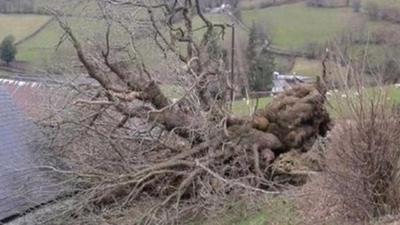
<box><xmin>16</xmin><ymin>16</ymin><xmax>120</xmax><ymax>67</ymax></box>
<box><xmin>232</xmin><ymin>85</ymin><xmax>400</xmax><ymax>116</ymax></box>
<box><xmin>187</xmin><ymin>197</ymin><xmax>299</xmax><ymax>225</ymax></box>
<box><xmin>17</xmin><ymin>1</ymin><xmax>168</xmax><ymax>68</ymax></box>
<box><xmin>10</xmin><ymin>1</ymin><xmax>385</xmax><ymax>70</ymax></box>
<box><xmin>291</xmin><ymin>58</ymin><xmax>322</xmax><ymax>77</ymax></box>
<box><xmin>239</xmin><ymin>1</ymin><xmax>397</xmax><ymax>50</ymax></box>
<box><xmin>364</xmin><ymin>0</ymin><xmax>400</xmax><ymax>8</ymax></box>
<box><xmin>0</xmin><ymin>14</ymin><xmax>50</xmax><ymax>43</ymax></box>
<box><xmin>233</xmin><ymin>97</ymin><xmax>272</xmax><ymax>116</ymax></box>
<box><xmin>9</xmin><ymin>0</ymin><xmax>400</xmax><ymax>82</ymax></box>
<box><xmin>241</xmin><ymin>3</ymin><xmax>355</xmax><ymax>50</ymax></box>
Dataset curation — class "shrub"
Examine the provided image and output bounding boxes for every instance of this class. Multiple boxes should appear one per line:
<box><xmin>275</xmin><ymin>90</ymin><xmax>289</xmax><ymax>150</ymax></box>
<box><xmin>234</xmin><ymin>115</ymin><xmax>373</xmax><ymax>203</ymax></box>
<box><xmin>306</xmin><ymin>0</ymin><xmax>349</xmax><ymax>8</ymax></box>
<box><xmin>0</xmin><ymin>35</ymin><xmax>17</xmax><ymax>65</ymax></box>
<box><xmin>246</xmin><ymin>22</ymin><xmax>275</xmax><ymax>92</ymax></box>
<box><xmin>303</xmin><ymin>42</ymin><xmax>322</xmax><ymax>59</ymax></box>
<box><xmin>299</xmin><ymin>83</ymin><xmax>400</xmax><ymax>224</ymax></box>
<box><xmin>352</xmin><ymin>0</ymin><xmax>361</xmax><ymax>12</ymax></box>
<box><xmin>365</xmin><ymin>1</ymin><xmax>400</xmax><ymax>23</ymax></box>
<box><xmin>364</xmin><ymin>1</ymin><xmax>380</xmax><ymax>20</ymax></box>
<box><xmin>326</xmin><ymin>87</ymin><xmax>400</xmax><ymax>221</ymax></box>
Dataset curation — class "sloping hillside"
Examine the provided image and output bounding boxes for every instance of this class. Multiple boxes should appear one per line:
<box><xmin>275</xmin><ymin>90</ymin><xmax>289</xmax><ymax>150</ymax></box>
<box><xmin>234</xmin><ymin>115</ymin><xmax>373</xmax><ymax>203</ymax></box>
<box><xmin>0</xmin><ymin>14</ymin><xmax>50</xmax><ymax>42</ymax></box>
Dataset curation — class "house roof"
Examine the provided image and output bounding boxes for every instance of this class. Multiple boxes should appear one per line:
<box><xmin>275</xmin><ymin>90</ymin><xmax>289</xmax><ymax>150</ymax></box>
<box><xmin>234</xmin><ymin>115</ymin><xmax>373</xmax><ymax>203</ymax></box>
<box><xmin>0</xmin><ymin>84</ymin><xmax>59</xmax><ymax>222</ymax></box>
<box><xmin>0</xmin><ymin>76</ymin><xmax>83</xmax><ymax>120</ymax></box>
<box><xmin>0</xmin><ymin>79</ymin><xmax>46</xmax><ymax>116</ymax></box>
<box><xmin>272</xmin><ymin>73</ymin><xmax>315</xmax><ymax>94</ymax></box>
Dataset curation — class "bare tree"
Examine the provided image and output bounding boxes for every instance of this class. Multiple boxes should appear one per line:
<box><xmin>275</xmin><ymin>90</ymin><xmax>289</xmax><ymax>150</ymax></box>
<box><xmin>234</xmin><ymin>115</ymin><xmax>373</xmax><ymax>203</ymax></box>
<box><xmin>40</xmin><ymin>0</ymin><xmax>331</xmax><ymax>224</ymax></box>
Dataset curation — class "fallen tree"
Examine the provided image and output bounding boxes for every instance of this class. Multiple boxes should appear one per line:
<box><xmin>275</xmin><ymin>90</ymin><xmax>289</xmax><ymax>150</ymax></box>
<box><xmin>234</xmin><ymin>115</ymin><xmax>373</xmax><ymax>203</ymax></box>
<box><xmin>41</xmin><ymin>1</ymin><xmax>331</xmax><ymax>224</ymax></box>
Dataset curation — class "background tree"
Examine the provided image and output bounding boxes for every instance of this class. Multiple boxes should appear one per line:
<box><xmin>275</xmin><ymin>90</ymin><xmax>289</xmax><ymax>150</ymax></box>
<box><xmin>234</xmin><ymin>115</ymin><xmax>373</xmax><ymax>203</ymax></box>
<box><xmin>248</xmin><ymin>48</ymin><xmax>275</xmax><ymax>92</ymax></box>
<box><xmin>247</xmin><ymin>22</ymin><xmax>274</xmax><ymax>92</ymax></box>
<box><xmin>206</xmin><ymin>29</ymin><xmax>226</xmax><ymax>61</ymax></box>
<box><xmin>0</xmin><ymin>0</ymin><xmax>34</xmax><ymax>13</ymax></box>
<box><xmin>230</xmin><ymin>0</ymin><xmax>242</xmax><ymax>21</ymax></box>
<box><xmin>0</xmin><ymin>35</ymin><xmax>17</xmax><ymax>65</ymax></box>
<box><xmin>352</xmin><ymin>0</ymin><xmax>361</xmax><ymax>12</ymax></box>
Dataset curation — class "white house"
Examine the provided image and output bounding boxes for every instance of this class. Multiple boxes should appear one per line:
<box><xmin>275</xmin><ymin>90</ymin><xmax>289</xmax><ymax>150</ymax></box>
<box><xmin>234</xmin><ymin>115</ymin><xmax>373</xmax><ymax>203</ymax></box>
<box><xmin>210</xmin><ymin>3</ymin><xmax>231</xmax><ymax>13</ymax></box>
<box><xmin>271</xmin><ymin>72</ymin><xmax>314</xmax><ymax>96</ymax></box>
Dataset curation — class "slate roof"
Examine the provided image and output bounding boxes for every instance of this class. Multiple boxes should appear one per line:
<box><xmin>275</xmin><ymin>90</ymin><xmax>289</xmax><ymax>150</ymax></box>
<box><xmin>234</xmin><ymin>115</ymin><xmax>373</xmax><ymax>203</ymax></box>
<box><xmin>0</xmin><ymin>85</ymin><xmax>59</xmax><ymax>222</ymax></box>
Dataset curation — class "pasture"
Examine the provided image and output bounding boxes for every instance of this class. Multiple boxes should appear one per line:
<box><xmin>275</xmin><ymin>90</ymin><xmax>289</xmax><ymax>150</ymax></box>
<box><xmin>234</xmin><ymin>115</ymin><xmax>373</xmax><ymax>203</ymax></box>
<box><xmin>232</xmin><ymin>85</ymin><xmax>400</xmax><ymax>116</ymax></box>
<box><xmin>291</xmin><ymin>58</ymin><xmax>321</xmax><ymax>77</ymax></box>
<box><xmin>0</xmin><ymin>14</ymin><xmax>50</xmax><ymax>42</ymax></box>
<box><xmin>17</xmin><ymin>16</ymin><xmax>117</xmax><ymax>66</ymax></box>
<box><xmin>241</xmin><ymin>3</ymin><xmax>355</xmax><ymax>50</ymax></box>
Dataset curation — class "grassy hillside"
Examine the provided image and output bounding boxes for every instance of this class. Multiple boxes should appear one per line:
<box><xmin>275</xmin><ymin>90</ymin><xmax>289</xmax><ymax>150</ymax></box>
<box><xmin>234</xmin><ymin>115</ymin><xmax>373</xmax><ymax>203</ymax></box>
<box><xmin>33</xmin><ymin>0</ymin><xmax>98</xmax><ymax>14</ymax></box>
<box><xmin>291</xmin><ymin>58</ymin><xmax>321</xmax><ymax>76</ymax></box>
<box><xmin>232</xmin><ymin>85</ymin><xmax>400</xmax><ymax>116</ymax></box>
<box><xmin>17</xmin><ymin>16</ymin><xmax>118</xmax><ymax>67</ymax></box>
<box><xmin>17</xmin><ymin>0</ymin><xmax>168</xmax><ymax>68</ymax></box>
<box><xmin>238</xmin><ymin>2</ymin><xmax>400</xmax><ymax>77</ymax></box>
<box><xmin>0</xmin><ymin>14</ymin><xmax>50</xmax><ymax>42</ymax></box>
<box><xmin>17</xmin><ymin>6</ymin><xmax>232</xmax><ymax>68</ymax></box>
<box><xmin>241</xmin><ymin>3</ymin><xmax>355</xmax><ymax>50</ymax></box>
<box><xmin>12</xmin><ymin>0</ymin><xmax>400</xmax><ymax>78</ymax></box>
<box><xmin>364</xmin><ymin>0</ymin><xmax>400</xmax><ymax>7</ymax></box>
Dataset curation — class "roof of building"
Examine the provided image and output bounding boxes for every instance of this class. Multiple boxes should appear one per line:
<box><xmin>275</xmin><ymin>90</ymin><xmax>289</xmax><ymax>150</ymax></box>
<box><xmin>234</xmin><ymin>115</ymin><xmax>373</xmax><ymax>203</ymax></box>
<box><xmin>0</xmin><ymin>76</ymin><xmax>84</xmax><ymax>120</ymax></box>
<box><xmin>0</xmin><ymin>83</ymin><xmax>60</xmax><ymax>222</ymax></box>
<box><xmin>272</xmin><ymin>72</ymin><xmax>315</xmax><ymax>94</ymax></box>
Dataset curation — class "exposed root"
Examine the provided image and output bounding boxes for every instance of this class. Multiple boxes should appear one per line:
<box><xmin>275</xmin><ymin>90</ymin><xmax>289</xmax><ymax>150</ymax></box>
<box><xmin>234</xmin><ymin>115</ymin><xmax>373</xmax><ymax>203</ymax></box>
<box><xmin>44</xmin><ymin>83</ymin><xmax>331</xmax><ymax>225</ymax></box>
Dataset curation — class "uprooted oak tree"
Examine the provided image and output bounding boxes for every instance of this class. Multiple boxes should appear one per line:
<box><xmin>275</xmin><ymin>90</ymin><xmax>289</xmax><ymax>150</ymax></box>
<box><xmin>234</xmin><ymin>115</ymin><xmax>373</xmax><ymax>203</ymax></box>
<box><xmin>42</xmin><ymin>0</ymin><xmax>331</xmax><ymax>224</ymax></box>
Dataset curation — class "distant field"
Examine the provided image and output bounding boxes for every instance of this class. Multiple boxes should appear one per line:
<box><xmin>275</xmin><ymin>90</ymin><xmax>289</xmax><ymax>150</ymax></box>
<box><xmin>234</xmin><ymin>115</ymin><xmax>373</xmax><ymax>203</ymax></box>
<box><xmin>17</xmin><ymin>7</ymin><xmax>235</xmax><ymax>68</ymax></box>
<box><xmin>239</xmin><ymin>0</ymin><xmax>300</xmax><ymax>10</ymax></box>
<box><xmin>232</xmin><ymin>85</ymin><xmax>400</xmax><ymax>116</ymax></box>
<box><xmin>241</xmin><ymin>3</ymin><xmax>355</xmax><ymax>50</ymax></box>
<box><xmin>233</xmin><ymin>97</ymin><xmax>272</xmax><ymax>116</ymax></box>
<box><xmin>17</xmin><ymin>16</ymin><xmax>114</xmax><ymax>66</ymax></box>
<box><xmin>0</xmin><ymin>14</ymin><xmax>50</xmax><ymax>43</ymax></box>
<box><xmin>364</xmin><ymin>0</ymin><xmax>400</xmax><ymax>7</ymax></box>
<box><xmin>291</xmin><ymin>58</ymin><xmax>322</xmax><ymax>77</ymax></box>
<box><xmin>34</xmin><ymin>0</ymin><xmax>99</xmax><ymax>15</ymax></box>
<box><xmin>13</xmin><ymin>0</ymin><xmax>400</xmax><ymax>76</ymax></box>
<box><xmin>17</xmin><ymin>1</ymin><xmax>162</xmax><ymax>67</ymax></box>
<box><xmin>389</xmin><ymin>86</ymin><xmax>400</xmax><ymax>103</ymax></box>
<box><xmin>238</xmin><ymin>2</ymin><xmax>398</xmax><ymax>76</ymax></box>
<box><xmin>11</xmin><ymin>2</ymin><xmax>364</xmax><ymax>69</ymax></box>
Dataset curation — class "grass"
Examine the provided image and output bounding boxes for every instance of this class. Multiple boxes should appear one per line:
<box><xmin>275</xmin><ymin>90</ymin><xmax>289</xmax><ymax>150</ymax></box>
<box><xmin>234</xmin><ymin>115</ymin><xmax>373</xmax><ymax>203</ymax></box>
<box><xmin>185</xmin><ymin>196</ymin><xmax>300</xmax><ymax>225</ymax></box>
<box><xmin>364</xmin><ymin>0</ymin><xmax>400</xmax><ymax>8</ymax></box>
<box><xmin>13</xmin><ymin>1</ymin><xmax>390</xmax><ymax>70</ymax></box>
<box><xmin>15</xmin><ymin>1</ymin><xmax>353</xmax><ymax>64</ymax></box>
<box><xmin>233</xmin><ymin>97</ymin><xmax>272</xmax><ymax>116</ymax></box>
<box><xmin>17</xmin><ymin>16</ymin><xmax>119</xmax><ymax>66</ymax></box>
<box><xmin>186</xmin><ymin>197</ymin><xmax>299</xmax><ymax>225</ymax></box>
<box><xmin>17</xmin><ymin>1</ymin><xmax>169</xmax><ymax>68</ymax></box>
<box><xmin>231</xmin><ymin>85</ymin><xmax>400</xmax><ymax>117</ymax></box>
<box><xmin>17</xmin><ymin>22</ymin><xmax>67</xmax><ymax>65</ymax></box>
<box><xmin>239</xmin><ymin>0</ymin><xmax>296</xmax><ymax>10</ymax></box>
<box><xmin>34</xmin><ymin>0</ymin><xmax>101</xmax><ymax>16</ymax></box>
<box><xmin>241</xmin><ymin>2</ymin><xmax>355</xmax><ymax>50</ymax></box>
<box><xmin>275</xmin><ymin>55</ymin><xmax>295</xmax><ymax>73</ymax></box>
<box><xmin>291</xmin><ymin>58</ymin><xmax>322</xmax><ymax>77</ymax></box>
<box><xmin>389</xmin><ymin>86</ymin><xmax>400</xmax><ymax>103</ymax></box>
<box><xmin>12</xmin><ymin>0</ymin><xmax>400</xmax><ymax>85</ymax></box>
<box><xmin>347</xmin><ymin>43</ymin><xmax>400</xmax><ymax>71</ymax></box>
<box><xmin>159</xmin><ymin>82</ymin><xmax>400</xmax><ymax>117</ymax></box>
<box><xmin>0</xmin><ymin>14</ymin><xmax>50</xmax><ymax>43</ymax></box>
